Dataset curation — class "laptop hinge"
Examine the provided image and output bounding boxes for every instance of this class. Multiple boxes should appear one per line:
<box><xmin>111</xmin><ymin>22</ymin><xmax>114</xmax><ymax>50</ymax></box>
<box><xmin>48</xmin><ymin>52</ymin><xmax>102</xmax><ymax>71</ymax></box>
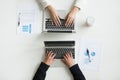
<box><xmin>47</xmin><ymin>31</ymin><xmax>72</xmax><ymax>33</ymax></box>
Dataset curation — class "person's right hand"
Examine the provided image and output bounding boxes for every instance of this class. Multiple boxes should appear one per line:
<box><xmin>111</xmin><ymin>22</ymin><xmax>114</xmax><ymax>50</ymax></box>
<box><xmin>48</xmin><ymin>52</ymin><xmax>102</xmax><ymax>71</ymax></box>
<box><xmin>43</xmin><ymin>51</ymin><xmax>56</xmax><ymax>66</ymax></box>
<box><xmin>46</xmin><ymin>5</ymin><xmax>61</xmax><ymax>26</ymax></box>
<box><xmin>65</xmin><ymin>6</ymin><xmax>79</xmax><ymax>27</ymax></box>
<box><xmin>62</xmin><ymin>52</ymin><xmax>75</xmax><ymax>68</ymax></box>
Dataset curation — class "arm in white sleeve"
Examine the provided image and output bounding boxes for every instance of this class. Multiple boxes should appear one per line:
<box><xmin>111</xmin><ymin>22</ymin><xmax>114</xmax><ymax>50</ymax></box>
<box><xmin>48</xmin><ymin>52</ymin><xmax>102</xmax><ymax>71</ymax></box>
<box><xmin>38</xmin><ymin>0</ymin><xmax>51</xmax><ymax>9</ymax></box>
<box><xmin>74</xmin><ymin>0</ymin><xmax>86</xmax><ymax>10</ymax></box>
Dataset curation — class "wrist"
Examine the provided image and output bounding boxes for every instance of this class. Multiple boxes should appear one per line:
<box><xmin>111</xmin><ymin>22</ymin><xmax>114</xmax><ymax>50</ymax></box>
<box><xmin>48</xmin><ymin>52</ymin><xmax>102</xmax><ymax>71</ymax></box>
<box><xmin>68</xmin><ymin>63</ymin><xmax>75</xmax><ymax>68</ymax></box>
<box><xmin>46</xmin><ymin>5</ymin><xmax>54</xmax><ymax>11</ymax></box>
<box><xmin>71</xmin><ymin>6</ymin><xmax>80</xmax><ymax>13</ymax></box>
<box><xmin>43</xmin><ymin>61</ymin><xmax>50</xmax><ymax>66</ymax></box>
<box><xmin>69</xmin><ymin>63</ymin><xmax>76</xmax><ymax>68</ymax></box>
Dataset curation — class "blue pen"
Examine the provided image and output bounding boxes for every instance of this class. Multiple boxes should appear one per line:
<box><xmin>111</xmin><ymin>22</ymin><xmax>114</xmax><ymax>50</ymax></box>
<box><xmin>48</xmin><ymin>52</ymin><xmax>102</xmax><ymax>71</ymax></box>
<box><xmin>86</xmin><ymin>48</ymin><xmax>91</xmax><ymax>62</ymax></box>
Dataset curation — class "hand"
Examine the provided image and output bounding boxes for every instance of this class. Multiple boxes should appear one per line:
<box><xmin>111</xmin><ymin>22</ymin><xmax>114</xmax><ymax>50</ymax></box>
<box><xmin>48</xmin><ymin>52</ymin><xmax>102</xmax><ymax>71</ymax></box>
<box><xmin>62</xmin><ymin>52</ymin><xmax>75</xmax><ymax>68</ymax></box>
<box><xmin>43</xmin><ymin>51</ymin><xmax>56</xmax><ymax>66</ymax></box>
<box><xmin>65</xmin><ymin>6</ymin><xmax>79</xmax><ymax>27</ymax></box>
<box><xmin>46</xmin><ymin>5</ymin><xmax>61</xmax><ymax>26</ymax></box>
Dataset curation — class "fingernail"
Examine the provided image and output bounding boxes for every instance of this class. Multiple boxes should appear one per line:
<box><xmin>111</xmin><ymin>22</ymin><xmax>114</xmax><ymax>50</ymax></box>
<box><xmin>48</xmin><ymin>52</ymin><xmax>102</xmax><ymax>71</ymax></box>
<box><xmin>65</xmin><ymin>24</ymin><xmax>67</xmax><ymax>27</ymax></box>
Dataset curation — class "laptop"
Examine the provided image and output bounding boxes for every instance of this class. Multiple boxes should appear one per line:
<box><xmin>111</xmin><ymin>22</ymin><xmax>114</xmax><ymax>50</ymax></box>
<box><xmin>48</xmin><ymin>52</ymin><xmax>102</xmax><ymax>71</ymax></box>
<box><xmin>42</xmin><ymin>10</ymin><xmax>76</xmax><ymax>33</ymax></box>
<box><xmin>44</xmin><ymin>41</ymin><xmax>75</xmax><ymax>67</ymax></box>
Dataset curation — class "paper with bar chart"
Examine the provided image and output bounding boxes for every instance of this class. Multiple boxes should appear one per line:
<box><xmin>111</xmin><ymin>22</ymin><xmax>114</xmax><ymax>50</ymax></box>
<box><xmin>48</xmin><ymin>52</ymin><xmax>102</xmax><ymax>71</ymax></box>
<box><xmin>17</xmin><ymin>2</ymin><xmax>41</xmax><ymax>34</ymax></box>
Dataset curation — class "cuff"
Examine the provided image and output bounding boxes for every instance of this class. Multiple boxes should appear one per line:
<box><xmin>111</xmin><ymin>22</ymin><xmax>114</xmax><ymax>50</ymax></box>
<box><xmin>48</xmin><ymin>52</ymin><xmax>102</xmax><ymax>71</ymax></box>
<box><xmin>69</xmin><ymin>64</ymin><xmax>79</xmax><ymax>72</ymax></box>
<box><xmin>40</xmin><ymin>62</ymin><xmax>50</xmax><ymax>71</ymax></box>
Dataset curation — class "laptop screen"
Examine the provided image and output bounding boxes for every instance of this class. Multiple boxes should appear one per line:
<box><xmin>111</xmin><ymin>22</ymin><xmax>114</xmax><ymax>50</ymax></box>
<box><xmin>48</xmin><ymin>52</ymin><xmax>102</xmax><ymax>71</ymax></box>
<box><xmin>44</xmin><ymin>41</ymin><xmax>75</xmax><ymax>46</ymax></box>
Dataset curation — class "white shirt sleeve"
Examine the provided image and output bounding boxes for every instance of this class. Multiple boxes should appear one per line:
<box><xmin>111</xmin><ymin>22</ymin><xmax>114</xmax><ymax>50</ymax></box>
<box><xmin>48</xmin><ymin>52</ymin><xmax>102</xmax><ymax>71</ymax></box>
<box><xmin>38</xmin><ymin>0</ymin><xmax>51</xmax><ymax>9</ymax></box>
<box><xmin>74</xmin><ymin>0</ymin><xmax>86</xmax><ymax>10</ymax></box>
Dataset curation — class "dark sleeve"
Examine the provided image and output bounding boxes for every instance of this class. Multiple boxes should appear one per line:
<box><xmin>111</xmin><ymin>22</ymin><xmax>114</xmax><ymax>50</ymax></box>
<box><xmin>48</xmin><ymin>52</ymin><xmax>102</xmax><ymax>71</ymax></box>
<box><xmin>69</xmin><ymin>64</ymin><xmax>86</xmax><ymax>80</ymax></box>
<box><xmin>33</xmin><ymin>62</ymin><xmax>50</xmax><ymax>80</ymax></box>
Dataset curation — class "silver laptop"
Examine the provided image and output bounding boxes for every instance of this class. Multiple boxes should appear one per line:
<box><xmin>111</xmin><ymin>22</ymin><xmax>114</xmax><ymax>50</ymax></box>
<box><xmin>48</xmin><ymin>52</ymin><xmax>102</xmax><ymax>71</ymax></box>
<box><xmin>44</xmin><ymin>41</ymin><xmax>75</xmax><ymax>67</ymax></box>
<box><xmin>42</xmin><ymin>10</ymin><xmax>76</xmax><ymax>33</ymax></box>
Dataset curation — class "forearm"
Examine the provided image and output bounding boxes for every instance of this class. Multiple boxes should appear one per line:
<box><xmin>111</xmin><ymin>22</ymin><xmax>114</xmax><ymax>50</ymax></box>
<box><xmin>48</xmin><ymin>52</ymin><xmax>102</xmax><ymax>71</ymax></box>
<box><xmin>69</xmin><ymin>64</ymin><xmax>86</xmax><ymax>80</ymax></box>
<box><xmin>33</xmin><ymin>62</ymin><xmax>49</xmax><ymax>80</ymax></box>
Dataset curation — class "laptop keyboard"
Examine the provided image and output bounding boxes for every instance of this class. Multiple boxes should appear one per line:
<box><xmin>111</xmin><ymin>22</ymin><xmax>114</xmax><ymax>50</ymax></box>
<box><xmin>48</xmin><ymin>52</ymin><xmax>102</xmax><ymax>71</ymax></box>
<box><xmin>45</xmin><ymin>48</ymin><xmax>75</xmax><ymax>59</ymax></box>
<box><xmin>45</xmin><ymin>18</ymin><xmax>74</xmax><ymax>30</ymax></box>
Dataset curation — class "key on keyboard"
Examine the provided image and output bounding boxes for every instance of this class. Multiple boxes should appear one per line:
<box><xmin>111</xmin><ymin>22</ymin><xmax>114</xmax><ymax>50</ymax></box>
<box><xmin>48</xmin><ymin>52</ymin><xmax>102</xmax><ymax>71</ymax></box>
<box><xmin>45</xmin><ymin>18</ymin><xmax>74</xmax><ymax>30</ymax></box>
<box><xmin>45</xmin><ymin>48</ymin><xmax>75</xmax><ymax>59</ymax></box>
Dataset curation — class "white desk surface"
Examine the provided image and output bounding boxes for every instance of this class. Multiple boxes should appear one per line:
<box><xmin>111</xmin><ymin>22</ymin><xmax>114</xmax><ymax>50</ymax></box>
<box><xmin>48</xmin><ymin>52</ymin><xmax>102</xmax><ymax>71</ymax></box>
<box><xmin>0</xmin><ymin>0</ymin><xmax>120</xmax><ymax>80</ymax></box>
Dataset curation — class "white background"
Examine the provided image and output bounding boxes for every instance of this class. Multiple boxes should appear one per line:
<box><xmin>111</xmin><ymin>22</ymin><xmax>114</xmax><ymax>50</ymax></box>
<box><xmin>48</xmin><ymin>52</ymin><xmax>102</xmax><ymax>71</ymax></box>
<box><xmin>0</xmin><ymin>0</ymin><xmax>120</xmax><ymax>80</ymax></box>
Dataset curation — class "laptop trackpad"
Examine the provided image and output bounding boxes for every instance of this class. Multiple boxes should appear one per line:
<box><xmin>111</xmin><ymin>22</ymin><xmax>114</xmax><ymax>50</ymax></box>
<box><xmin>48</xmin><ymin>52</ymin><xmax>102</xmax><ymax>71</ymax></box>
<box><xmin>51</xmin><ymin>59</ymin><xmax>66</xmax><ymax>67</ymax></box>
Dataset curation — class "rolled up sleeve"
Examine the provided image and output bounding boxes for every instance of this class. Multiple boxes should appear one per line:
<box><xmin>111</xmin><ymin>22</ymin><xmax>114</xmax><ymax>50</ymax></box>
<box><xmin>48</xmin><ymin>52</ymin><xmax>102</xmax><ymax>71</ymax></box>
<box><xmin>38</xmin><ymin>0</ymin><xmax>51</xmax><ymax>9</ymax></box>
<box><xmin>74</xmin><ymin>0</ymin><xmax>86</xmax><ymax>10</ymax></box>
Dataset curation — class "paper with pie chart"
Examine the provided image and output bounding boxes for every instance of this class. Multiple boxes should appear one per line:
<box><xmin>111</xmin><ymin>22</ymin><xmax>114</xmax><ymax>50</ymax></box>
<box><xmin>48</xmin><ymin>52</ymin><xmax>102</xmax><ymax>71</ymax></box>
<box><xmin>79</xmin><ymin>38</ymin><xmax>102</xmax><ymax>71</ymax></box>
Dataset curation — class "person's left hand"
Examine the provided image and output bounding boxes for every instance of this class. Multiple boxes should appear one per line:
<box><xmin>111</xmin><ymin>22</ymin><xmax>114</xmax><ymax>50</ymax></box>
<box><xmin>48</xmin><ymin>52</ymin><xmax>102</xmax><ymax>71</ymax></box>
<box><xmin>62</xmin><ymin>52</ymin><xmax>75</xmax><ymax>68</ymax></box>
<box><xmin>65</xmin><ymin>6</ymin><xmax>80</xmax><ymax>27</ymax></box>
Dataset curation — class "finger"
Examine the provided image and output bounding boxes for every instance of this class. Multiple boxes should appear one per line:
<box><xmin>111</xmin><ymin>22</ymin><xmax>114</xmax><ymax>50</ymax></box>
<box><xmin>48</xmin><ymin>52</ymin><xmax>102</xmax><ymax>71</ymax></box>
<box><xmin>65</xmin><ymin>17</ymin><xmax>71</xmax><ymax>27</ymax></box>
<box><xmin>63</xmin><ymin>54</ymin><xmax>68</xmax><ymax>60</ymax></box>
<box><xmin>57</xmin><ymin>15</ymin><xmax>61</xmax><ymax>25</ymax></box>
<box><xmin>66</xmin><ymin>53</ymin><xmax>70</xmax><ymax>57</ymax></box>
<box><xmin>53</xmin><ymin>18</ymin><xmax>59</xmax><ymax>26</ymax></box>
<box><xmin>65</xmin><ymin>19</ymin><xmax>69</xmax><ymax>27</ymax></box>
<box><xmin>48</xmin><ymin>51</ymin><xmax>53</xmax><ymax>56</ymax></box>
<box><xmin>47</xmin><ymin>51</ymin><xmax>49</xmax><ymax>54</ymax></box>
<box><xmin>67</xmin><ymin>18</ymin><xmax>73</xmax><ymax>27</ymax></box>
<box><xmin>51</xmin><ymin>16</ymin><xmax>57</xmax><ymax>26</ymax></box>
<box><xmin>63</xmin><ymin>53</ymin><xmax>67</xmax><ymax>57</ymax></box>
<box><xmin>49</xmin><ymin>52</ymin><xmax>54</xmax><ymax>57</ymax></box>
<box><xmin>64</xmin><ymin>53</ymin><xmax>69</xmax><ymax>58</ymax></box>
<box><xmin>71</xmin><ymin>19</ymin><xmax>74</xmax><ymax>27</ymax></box>
<box><xmin>51</xmin><ymin>20</ymin><xmax>54</xmax><ymax>25</ymax></box>
<box><xmin>50</xmin><ymin>17</ymin><xmax>54</xmax><ymax>25</ymax></box>
<box><xmin>52</xmin><ymin>13</ymin><xmax>61</xmax><ymax>26</ymax></box>
<box><xmin>49</xmin><ymin>51</ymin><xmax>53</xmax><ymax>54</ymax></box>
<box><xmin>51</xmin><ymin>17</ymin><xmax>57</xmax><ymax>25</ymax></box>
<box><xmin>50</xmin><ymin>17</ymin><xmax>53</xmax><ymax>25</ymax></box>
<box><xmin>68</xmin><ymin>19</ymin><xmax>74</xmax><ymax>27</ymax></box>
<box><xmin>69</xmin><ymin>52</ymin><xmax>73</xmax><ymax>57</ymax></box>
<box><xmin>46</xmin><ymin>51</ymin><xmax>49</xmax><ymax>56</ymax></box>
<box><xmin>51</xmin><ymin>15</ymin><xmax>60</xmax><ymax>26</ymax></box>
<box><xmin>53</xmin><ymin>21</ymin><xmax>57</xmax><ymax>26</ymax></box>
<box><xmin>46</xmin><ymin>51</ymin><xmax>49</xmax><ymax>54</ymax></box>
<box><xmin>67</xmin><ymin>19</ymin><xmax>71</xmax><ymax>27</ymax></box>
<box><xmin>65</xmin><ymin>15</ymin><xmax>68</xmax><ymax>26</ymax></box>
<box><xmin>51</xmin><ymin>53</ymin><xmax>56</xmax><ymax>59</ymax></box>
<box><xmin>55</xmin><ymin>16</ymin><xmax>61</xmax><ymax>26</ymax></box>
<box><xmin>71</xmin><ymin>22</ymin><xmax>74</xmax><ymax>27</ymax></box>
<box><xmin>55</xmin><ymin>18</ymin><xmax>60</xmax><ymax>26</ymax></box>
